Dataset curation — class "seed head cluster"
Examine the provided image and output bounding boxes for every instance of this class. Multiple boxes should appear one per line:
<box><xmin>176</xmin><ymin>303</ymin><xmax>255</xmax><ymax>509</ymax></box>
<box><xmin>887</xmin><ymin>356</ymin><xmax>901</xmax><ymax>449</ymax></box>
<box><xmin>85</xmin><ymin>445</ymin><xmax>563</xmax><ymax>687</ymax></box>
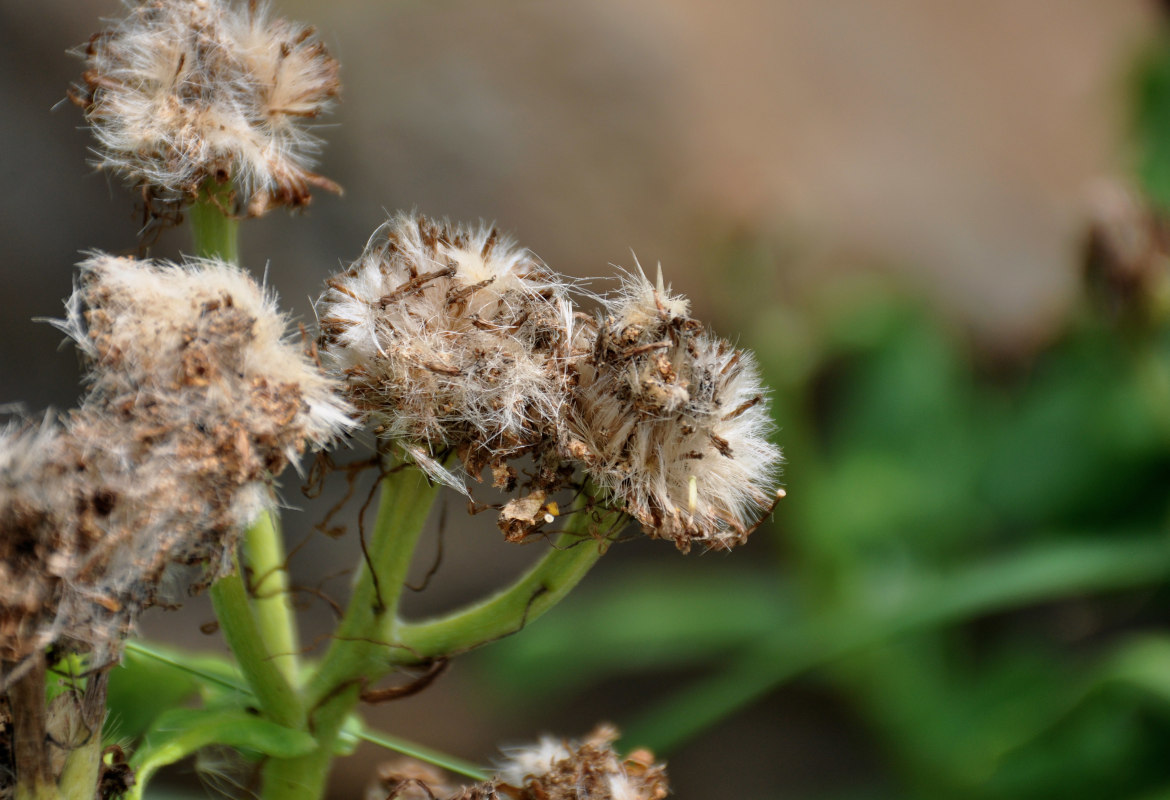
<box><xmin>0</xmin><ymin>254</ymin><xmax>349</xmax><ymax>682</ymax></box>
<box><xmin>317</xmin><ymin>213</ymin><xmax>580</xmax><ymax>493</ymax></box>
<box><xmin>72</xmin><ymin>0</ymin><xmax>341</xmax><ymax>218</ymax></box>
<box><xmin>372</xmin><ymin>726</ymin><xmax>669</xmax><ymax>800</ymax></box>
<box><xmin>319</xmin><ymin>215</ymin><xmax>782</xmax><ymax>551</ymax></box>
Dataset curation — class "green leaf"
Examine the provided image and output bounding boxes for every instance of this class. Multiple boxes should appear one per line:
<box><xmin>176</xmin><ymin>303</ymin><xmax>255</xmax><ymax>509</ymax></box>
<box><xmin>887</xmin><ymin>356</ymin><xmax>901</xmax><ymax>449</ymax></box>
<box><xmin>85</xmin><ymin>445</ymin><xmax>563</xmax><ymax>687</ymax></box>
<box><xmin>473</xmin><ymin>568</ymin><xmax>788</xmax><ymax>703</ymax></box>
<box><xmin>128</xmin><ymin>708</ymin><xmax>316</xmax><ymax>799</ymax></box>
<box><xmin>1135</xmin><ymin>39</ymin><xmax>1170</xmax><ymax>212</ymax></box>
<box><xmin>107</xmin><ymin>641</ymin><xmax>247</xmax><ymax>741</ymax></box>
<box><xmin>623</xmin><ymin>533</ymin><xmax>1170</xmax><ymax>753</ymax></box>
<box><xmin>1102</xmin><ymin>635</ymin><xmax>1170</xmax><ymax>712</ymax></box>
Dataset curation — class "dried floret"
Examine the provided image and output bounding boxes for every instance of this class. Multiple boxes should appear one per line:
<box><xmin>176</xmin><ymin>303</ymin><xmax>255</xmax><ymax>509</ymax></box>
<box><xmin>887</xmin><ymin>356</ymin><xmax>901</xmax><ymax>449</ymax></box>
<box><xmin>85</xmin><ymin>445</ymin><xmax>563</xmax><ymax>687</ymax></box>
<box><xmin>71</xmin><ymin>0</ymin><xmax>341</xmax><ymax>218</ymax></box>
<box><xmin>318</xmin><ymin>213</ymin><xmax>580</xmax><ymax>493</ymax></box>
<box><xmin>565</xmin><ymin>269</ymin><xmax>783</xmax><ymax>551</ymax></box>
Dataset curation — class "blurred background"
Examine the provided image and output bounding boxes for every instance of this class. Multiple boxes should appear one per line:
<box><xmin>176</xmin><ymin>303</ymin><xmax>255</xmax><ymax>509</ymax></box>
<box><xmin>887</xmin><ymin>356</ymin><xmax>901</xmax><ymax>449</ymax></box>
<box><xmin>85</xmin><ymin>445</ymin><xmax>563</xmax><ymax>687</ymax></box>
<box><xmin>8</xmin><ymin>0</ymin><xmax>1170</xmax><ymax>798</ymax></box>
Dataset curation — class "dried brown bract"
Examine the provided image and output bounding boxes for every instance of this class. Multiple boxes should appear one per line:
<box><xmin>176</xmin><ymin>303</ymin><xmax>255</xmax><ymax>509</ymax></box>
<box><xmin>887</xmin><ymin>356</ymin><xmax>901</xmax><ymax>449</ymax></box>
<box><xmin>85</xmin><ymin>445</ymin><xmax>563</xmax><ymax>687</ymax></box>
<box><xmin>564</xmin><ymin>269</ymin><xmax>782</xmax><ymax>551</ymax></box>
<box><xmin>72</xmin><ymin>0</ymin><xmax>341</xmax><ymax>219</ymax></box>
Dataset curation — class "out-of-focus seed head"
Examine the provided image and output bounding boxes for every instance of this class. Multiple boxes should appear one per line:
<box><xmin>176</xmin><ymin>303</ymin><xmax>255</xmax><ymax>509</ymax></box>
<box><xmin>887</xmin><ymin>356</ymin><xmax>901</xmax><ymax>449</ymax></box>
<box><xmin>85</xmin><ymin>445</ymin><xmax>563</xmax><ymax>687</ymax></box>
<box><xmin>0</xmin><ymin>254</ymin><xmax>352</xmax><ymax>678</ymax></box>
<box><xmin>493</xmin><ymin>725</ymin><xmax>669</xmax><ymax>800</ymax></box>
<box><xmin>71</xmin><ymin>0</ymin><xmax>341</xmax><ymax>218</ymax></box>
<box><xmin>371</xmin><ymin>727</ymin><xmax>669</xmax><ymax>800</ymax></box>
<box><xmin>566</xmin><ymin>268</ymin><xmax>783</xmax><ymax>551</ymax></box>
<box><xmin>318</xmin><ymin>213</ymin><xmax>579</xmax><ymax>495</ymax></box>
<box><xmin>0</xmin><ymin>421</ymin><xmax>76</xmax><ymax>673</ymax></box>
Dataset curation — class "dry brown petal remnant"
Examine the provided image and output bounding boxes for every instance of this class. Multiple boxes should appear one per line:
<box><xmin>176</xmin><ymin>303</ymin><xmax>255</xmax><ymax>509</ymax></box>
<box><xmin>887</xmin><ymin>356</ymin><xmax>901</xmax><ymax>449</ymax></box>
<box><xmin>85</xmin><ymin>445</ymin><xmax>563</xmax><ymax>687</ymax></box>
<box><xmin>317</xmin><ymin>212</ymin><xmax>583</xmax><ymax>503</ymax></box>
<box><xmin>565</xmin><ymin>269</ymin><xmax>783</xmax><ymax>552</ymax></box>
<box><xmin>0</xmin><ymin>254</ymin><xmax>349</xmax><ymax>685</ymax></box>
<box><xmin>71</xmin><ymin>0</ymin><xmax>341</xmax><ymax>219</ymax></box>
<box><xmin>372</xmin><ymin>726</ymin><xmax>669</xmax><ymax>800</ymax></box>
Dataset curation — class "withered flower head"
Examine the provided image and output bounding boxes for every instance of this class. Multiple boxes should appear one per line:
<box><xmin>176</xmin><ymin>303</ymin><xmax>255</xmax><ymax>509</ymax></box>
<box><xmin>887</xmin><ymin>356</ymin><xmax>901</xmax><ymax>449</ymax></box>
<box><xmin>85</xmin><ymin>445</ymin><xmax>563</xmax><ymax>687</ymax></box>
<box><xmin>565</xmin><ymin>269</ymin><xmax>783</xmax><ymax>551</ymax></box>
<box><xmin>493</xmin><ymin>725</ymin><xmax>669</xmax><ymax>800</ymax></box>
<box><xmin>0</xmin><ymin>254</ymin><xmax>351</xmax><ymax>678</ymax></box>
<box><xmin>372</xmin><ymin>726</ymin><xmax>669</xmax><ymax>800</ymax></box>
<box><xmin>72</xmin><ymin>0</ymin><xmax>341</xmax><ymax>217</ymax></box>
<box><xmin>64</xmin><ymin>252</ymin><xmax>352</xmax><ymax>463</ymax></box>
<box><xmin>318</xmin><ymin>213</ymin><xmax>579</xmax><ymax>491</ymax></box>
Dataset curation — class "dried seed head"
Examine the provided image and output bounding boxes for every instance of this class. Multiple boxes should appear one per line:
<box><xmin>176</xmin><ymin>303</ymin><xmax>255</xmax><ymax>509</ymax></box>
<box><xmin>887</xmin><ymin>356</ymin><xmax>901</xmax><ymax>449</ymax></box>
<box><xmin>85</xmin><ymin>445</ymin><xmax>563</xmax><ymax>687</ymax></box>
<box><xmin>493</xmin><ymin>725</ymin><xmax>670</xmax><ymax>800</ymax></box>
<box><xmin>72</xmin><ymin>0</ymin><xmax>341</xmax><ymax>218</ymax></box>
<box><xmin>0</xmin><ymin>254</ymin><xmax>351</xmax><ymax>678</ymax></box>
<box><xmin>566</xmin><ymin>268</ymin><xmax>783</xmax><ymax>551</ymax></box>
<box><xmin>318</xmin><ymin>213</ymin><xmax>579</xmax><ymax>491</ymax></box>
<box><xmin>371</xmin><ymin>727</ymin><xmax>669</xmax><ymax>800</ymax></box>
<box><xmin>64</xmin><ymin>253</ymin><xmax>352</xmax><ymax>461</ymax></box>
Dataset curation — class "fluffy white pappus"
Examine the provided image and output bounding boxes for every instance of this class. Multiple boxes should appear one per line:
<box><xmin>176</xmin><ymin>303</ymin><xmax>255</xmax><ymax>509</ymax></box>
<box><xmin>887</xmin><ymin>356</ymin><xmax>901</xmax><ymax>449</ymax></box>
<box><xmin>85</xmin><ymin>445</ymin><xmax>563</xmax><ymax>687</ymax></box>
<box><xmin>62</xmin><ymin>252</ymin><xmax>352</xmax><ymax>456</ymax></box>
<box><xmin>567</xmin><ymin>269</ymin><xmax>783</xmax><ymax>551</ymax></box>
<box><xmin>72</xmin><ymin>0</ymin><xmax>340</xmax><ymax>216</ymax></box>
<box><xmin>318</xmin><ymin>213</ymin><xmax>579</xmax><ymax>488</ymax></box>
<box><xmin>495</xmin><ymin>736</ymin><xmax>574</xmax><ymax>787</ymax></box>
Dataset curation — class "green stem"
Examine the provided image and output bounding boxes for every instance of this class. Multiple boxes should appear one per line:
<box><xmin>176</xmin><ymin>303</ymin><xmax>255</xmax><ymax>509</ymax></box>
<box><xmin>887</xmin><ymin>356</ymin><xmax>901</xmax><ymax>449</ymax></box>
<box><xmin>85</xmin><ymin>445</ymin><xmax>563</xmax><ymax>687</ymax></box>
<box><xmin>394</xmin><ymin>507</ymin><xmax>617</xmax><ymax>662</ymax></box>
<box><xmin>57</xmin><ymin>736</ymin><xmax>101</xmax><ymax>800</ymax></box>
<box><xmin>350</xmin><ymin>727</ymin><xmax>487</xmax><ymax>782</ymax></box>
<box><xmin>189</xmin><ymin>179</ymin><xmax>239</xmax><ymax>262</ymax></box>
<box><xmin>209</xmin><ymin>567</ymin><xmax>304</xmax><ymax>730</ymax></box>
<box><xmin>245</xmin><ymin>511</ymin><xmax>301</xmax><ymax>687</ymax></box>
<box><xmin>194</xmin><ymin>176</ymin><xmax>304</xmax><ymax>715</ymax></box>
<box><xmin>315</xmin><ymin>462</ymin><xmax>441</xmax><ymax>688</ymax></box>
<box><xmin>261</xmin><ymin>462</ymin><xmax>440</xmax><ymax>800</ymax></box>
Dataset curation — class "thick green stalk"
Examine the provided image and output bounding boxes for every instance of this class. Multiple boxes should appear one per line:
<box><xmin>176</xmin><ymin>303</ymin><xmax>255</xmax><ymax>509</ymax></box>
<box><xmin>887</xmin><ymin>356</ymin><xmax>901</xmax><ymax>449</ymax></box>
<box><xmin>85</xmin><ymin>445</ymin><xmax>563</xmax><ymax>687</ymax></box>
<box><xmin>57</xmin><ymin>737</ymin><xmax>101</xmax><ymax>800</ymax></box>
<box><xmin>189</xmin><ymin>180</ymin><xmax>239</xmax><ymax>262</ymax></box>
<box><xmin>210</xmin><ymin>568</ymin><xmax>304</xmax><ymax>730</ymax></box>
<box><xmin>191</xmin><ymin>182</ymin><xmax>304</xmax><ymax>709</ymax></box>
<box><xmin>394</xmin><ymin>509</ymin><xmax>614</xmax><ymax>661</ymax></box>
<box><xmin>261</xmin><ymin>464</ymin><xmax>440</xmax><ymax>800</ymax></box>
<box><xmin>245</xmin><ymin>512</ymin><xmax>301</xmax><ymax>687</ymax></box>
<box><xmin>56</xmin><ymin>672</ymin><xmax>108</xmax><ymax>800</ymax></box>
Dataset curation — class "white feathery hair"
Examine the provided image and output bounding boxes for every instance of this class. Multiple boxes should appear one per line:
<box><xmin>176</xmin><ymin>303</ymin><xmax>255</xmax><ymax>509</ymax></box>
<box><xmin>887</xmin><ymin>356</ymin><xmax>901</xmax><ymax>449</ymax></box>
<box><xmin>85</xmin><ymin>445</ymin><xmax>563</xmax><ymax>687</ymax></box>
<box><xmin>62</xmin><ymin>252</ymin><xmax>352</xmax><ymax>456</ymax></box>
<box><xmin>73</xmin><ymin>0</ymin><xmax>340</xmax><ymax>215</ymax></box>
<box><xmin>317</xmin><ymin>212</ymin><xmax>579</xmax><ymax>489</ymax></box>
<box><xmin>567</xmin><ymin>267</ymin><xmax>783</xmax><ymax>551</ymax></box>
<box><xmin>495</xmin><ymin>736</ymin><xmax>574</xmax><ymax>787</ymax></box>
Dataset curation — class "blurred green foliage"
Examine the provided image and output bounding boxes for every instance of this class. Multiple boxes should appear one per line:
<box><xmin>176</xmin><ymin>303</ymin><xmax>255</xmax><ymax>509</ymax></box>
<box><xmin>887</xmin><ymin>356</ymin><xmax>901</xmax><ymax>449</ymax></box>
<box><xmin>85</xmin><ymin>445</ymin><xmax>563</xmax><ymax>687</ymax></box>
<box><xmin>471</xmin><ymin>33</ymin><xmax>1170</xmax><ymax>800</ymax></box>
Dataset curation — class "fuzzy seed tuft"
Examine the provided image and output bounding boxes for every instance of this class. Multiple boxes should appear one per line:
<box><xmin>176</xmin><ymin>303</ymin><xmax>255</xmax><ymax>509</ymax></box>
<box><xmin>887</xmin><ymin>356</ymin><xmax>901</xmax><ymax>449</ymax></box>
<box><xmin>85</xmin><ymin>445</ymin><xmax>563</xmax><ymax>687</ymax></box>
<box><xmin>71</xmin><ymin>0</ymin><xmax>341</xmax><ymax>218</ymax></box>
